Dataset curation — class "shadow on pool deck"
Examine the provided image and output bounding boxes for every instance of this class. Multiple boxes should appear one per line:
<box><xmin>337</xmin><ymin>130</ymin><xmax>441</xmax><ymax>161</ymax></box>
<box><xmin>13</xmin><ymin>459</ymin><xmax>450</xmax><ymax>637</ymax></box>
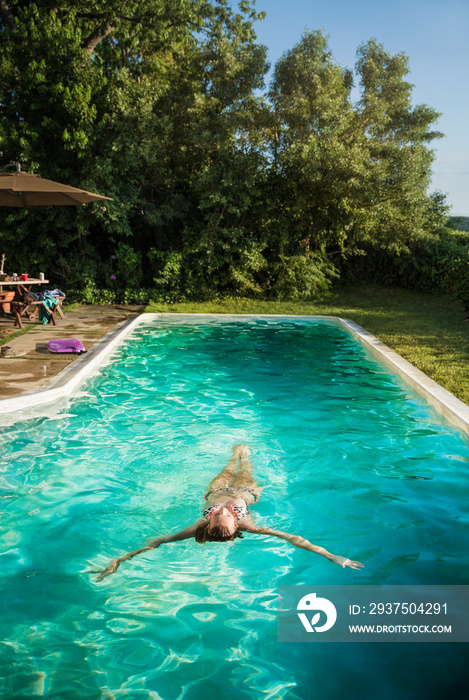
<box><xmin>0</xmin><ymin>304</ymin><xmax>144</xmax><ymax>398</ymax></box>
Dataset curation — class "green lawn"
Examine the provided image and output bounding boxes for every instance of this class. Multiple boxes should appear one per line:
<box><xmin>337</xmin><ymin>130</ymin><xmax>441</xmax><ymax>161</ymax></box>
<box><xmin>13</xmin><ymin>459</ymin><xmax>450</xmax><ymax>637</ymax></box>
<box><xmin>146</xmin><ymin>285</ymin><xmax>469</xmax><ymax>405</ymax></box>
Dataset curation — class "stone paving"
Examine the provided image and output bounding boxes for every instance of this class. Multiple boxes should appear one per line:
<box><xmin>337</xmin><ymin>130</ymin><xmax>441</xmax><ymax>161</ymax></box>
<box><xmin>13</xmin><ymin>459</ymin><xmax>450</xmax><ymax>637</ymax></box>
<box><xmin>0</xmin><ymin>304</ymin><xmax>143</xmax><ymax>398</ymax></box>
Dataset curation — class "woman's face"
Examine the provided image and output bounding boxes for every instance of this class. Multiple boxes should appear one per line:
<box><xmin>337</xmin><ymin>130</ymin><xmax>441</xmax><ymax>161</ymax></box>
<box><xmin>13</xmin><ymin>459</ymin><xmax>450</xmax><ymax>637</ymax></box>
<box><xmin>208</xmin><ymin>506</ymin><xmax>237</xmax><ymax>534</ymax></box>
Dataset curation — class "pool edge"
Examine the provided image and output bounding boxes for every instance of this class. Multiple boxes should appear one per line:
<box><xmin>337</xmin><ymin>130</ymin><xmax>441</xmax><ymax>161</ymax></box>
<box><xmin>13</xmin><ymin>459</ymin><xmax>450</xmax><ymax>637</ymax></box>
<box><xmin>338</xmin><ymin>317</ymin><xmax>469</xmax><ymax>435</ymax></box>
<box><xmin>1</xmin><ymin>312</ymin><xmax>469</xmax><ymax>436</ymax></box>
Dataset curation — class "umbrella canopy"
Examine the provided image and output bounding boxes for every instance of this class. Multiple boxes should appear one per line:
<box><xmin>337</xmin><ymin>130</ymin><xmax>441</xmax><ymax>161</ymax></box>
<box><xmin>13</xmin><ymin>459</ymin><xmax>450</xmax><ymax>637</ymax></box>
<box><xmin>0</xmin><ymin>164</ymin><xmax>112</xmax><ymax>206</ymax></box>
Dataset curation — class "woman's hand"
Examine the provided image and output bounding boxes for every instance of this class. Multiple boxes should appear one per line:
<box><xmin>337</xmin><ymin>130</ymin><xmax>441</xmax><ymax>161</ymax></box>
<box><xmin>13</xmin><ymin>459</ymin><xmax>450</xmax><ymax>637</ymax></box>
<box><xmin>332</xmin><ymin>555</ymin><xmax>364</xmax><ymax>570</ymax></box>
<box><xmin>89</xmin><ymin>541</ymin><xmax>162</xmax><ymax>581</ymax></box>
<box><xmin>89</xmin><ymin>559</ymin><xmax>122</xmax><ymax>581</ymax></box>
<box><xmin>88</xmin><ymin>527</ymin><xmax>198</xmax><ymax>581</ymax></box>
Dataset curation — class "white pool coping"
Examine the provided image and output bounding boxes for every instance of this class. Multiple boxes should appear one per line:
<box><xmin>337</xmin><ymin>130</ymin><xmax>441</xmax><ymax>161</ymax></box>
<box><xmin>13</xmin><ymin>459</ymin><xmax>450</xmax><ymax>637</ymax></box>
<box><xmin>1</xmin><ymin>312</ymin><xmax>469</xmax><ymax>435</ymax></box>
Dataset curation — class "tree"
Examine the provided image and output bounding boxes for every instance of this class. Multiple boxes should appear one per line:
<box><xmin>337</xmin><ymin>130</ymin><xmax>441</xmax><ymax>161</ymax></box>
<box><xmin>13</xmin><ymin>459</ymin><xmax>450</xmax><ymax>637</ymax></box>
<box><xmin>0</xmin><ymin>10</ymin><xmax>450</xmax><ymax>301</ymax></box>
<box><xmin>0</xmin><ymin>0</ymin><xmax>269</xmax><ymax>297</ymax></box>
<box><xmin>140</xmin><ymin>1</ymin><xmax>270</xmax><ymax>299</ymax></box>
<box><xmin>263</xmin><ymin>31</ymin><xmax>447</xmax><ymax>298</ymax></box>
<box><xmin>351</xmin><ymin>38</ymin><xmax>445</xmax><ymax>250</ymax></box>
<box><xmin>266</xmin><ymin>30</ymin><xmax>355</xmax><ymax>297</ymax></box>
<box><xmin>0</xmin><ymin>1</ymin><xmax>205</xmax><ymax>286</ymax></box>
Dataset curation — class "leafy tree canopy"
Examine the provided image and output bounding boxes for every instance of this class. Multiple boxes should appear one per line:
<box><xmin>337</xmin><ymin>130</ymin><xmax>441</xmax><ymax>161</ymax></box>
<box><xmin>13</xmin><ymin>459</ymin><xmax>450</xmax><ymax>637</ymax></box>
<box><xmin>0</xmin><ymin>9</ymin><xmax>450</xmax><ymax>301</ymax></box>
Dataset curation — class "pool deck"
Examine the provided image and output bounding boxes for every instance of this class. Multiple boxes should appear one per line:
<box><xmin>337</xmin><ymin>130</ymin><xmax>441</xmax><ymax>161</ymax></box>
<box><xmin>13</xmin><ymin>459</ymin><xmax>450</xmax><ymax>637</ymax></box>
<box><xmin>0</xmin><ymin>304</ymin><xmax>144</xmax><ymax>398</ymax></box>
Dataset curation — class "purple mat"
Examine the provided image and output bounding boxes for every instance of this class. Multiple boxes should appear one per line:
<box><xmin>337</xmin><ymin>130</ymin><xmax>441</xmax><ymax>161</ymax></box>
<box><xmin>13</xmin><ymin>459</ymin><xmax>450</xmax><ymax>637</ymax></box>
<box><xmin>48</xmin><ymin>339</ymin><xmax>86</xmax><ymax>354</ymax></box>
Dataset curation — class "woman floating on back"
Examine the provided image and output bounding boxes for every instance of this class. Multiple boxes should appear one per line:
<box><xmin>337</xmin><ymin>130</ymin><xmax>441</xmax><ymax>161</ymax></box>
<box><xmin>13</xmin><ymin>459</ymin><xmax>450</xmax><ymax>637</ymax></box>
<box><xmin>91</xmin><ymin>445</ymin><xmax>364</xmax><ymax>580</ymax></box>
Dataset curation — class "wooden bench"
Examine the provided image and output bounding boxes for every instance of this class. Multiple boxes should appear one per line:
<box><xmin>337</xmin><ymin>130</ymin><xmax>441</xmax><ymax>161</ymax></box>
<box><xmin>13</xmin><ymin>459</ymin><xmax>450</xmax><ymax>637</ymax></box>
<box><xmin>26</xmin><ymin>296</ymin><xmax>65</xmax><ymax>321</ymax></box>
<box><xmin>11</xmin><ymin>299</ymin><xmax>59</xmax><ymax>328</ymax></box>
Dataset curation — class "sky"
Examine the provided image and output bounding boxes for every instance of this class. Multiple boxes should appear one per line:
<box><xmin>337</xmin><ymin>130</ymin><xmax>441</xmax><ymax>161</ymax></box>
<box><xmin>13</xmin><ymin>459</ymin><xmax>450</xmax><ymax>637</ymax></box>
<box><xmin>250</xmin><ymin>0</ymin><xmax>469</xmax><ymax>215</ymax></box>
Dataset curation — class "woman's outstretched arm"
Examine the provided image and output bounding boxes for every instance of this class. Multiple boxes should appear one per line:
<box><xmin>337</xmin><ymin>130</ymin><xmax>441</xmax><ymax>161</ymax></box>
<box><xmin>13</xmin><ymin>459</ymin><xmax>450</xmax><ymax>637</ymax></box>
<box><xmin>89</xmin><ymin>520</ymin><xmax>203</xmax><ymax>581</ymax></box>
<box><xmin>243</xmin><ymin>524</ymin><xmax>364</xmax><ymax>570</ymax></box>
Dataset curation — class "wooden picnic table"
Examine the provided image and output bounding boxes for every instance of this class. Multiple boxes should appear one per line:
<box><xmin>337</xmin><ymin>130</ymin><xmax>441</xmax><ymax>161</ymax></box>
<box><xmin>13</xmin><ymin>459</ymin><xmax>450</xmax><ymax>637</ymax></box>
<box><xmin>0</xmin><ymin>277</ymin><xmax>50</xmax><ymax>290</ymax></box>
<box><xmin>0</xmin><ymin>279</ymin><xmax>64</xmax><ymax>328</ymax></box>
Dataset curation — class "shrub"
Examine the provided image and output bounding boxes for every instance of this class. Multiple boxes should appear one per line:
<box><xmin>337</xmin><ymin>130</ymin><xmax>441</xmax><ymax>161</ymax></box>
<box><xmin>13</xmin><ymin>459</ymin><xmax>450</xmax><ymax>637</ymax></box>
<box><xmin>341</xmin><ymin>230</ymin><xmax>469</xmax><ymax>302</ymax></box>
<box><xmin>269</xmin><ymin>253</ymin><xmax>339</xmax><ymax>300</ymax></box>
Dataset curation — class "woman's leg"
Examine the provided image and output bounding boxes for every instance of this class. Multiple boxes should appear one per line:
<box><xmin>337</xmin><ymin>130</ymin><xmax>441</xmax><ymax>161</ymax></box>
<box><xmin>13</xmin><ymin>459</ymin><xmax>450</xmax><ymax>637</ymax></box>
<box><xmin>233</xmin><ymin>446</ymin><xmax>256</xmax><ymax>488</ymax></box>
<box><xmin>206</xmin><ymin>445</ymin><xmax>244</xmax><ymax>491</ymax></box>
<box><xmin>233</xmin><ymin>446</ymin><xmax>264</xmax><ymax>502</ymax></box>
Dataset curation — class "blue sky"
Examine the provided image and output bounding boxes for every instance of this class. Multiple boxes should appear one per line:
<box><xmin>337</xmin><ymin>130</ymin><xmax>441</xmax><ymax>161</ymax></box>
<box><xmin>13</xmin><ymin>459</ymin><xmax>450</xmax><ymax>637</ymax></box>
<box><xmin>251</xmin><ymin>0</ymin><xmax>469</xmax><ymax>215</ymax></box>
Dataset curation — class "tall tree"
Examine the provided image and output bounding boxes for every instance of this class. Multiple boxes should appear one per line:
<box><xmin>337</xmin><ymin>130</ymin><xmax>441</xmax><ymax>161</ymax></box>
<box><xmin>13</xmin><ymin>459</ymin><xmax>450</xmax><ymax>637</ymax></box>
<box><xmin>352</xmin><ymin>38</ymin><xmax>444</xmax><ymax>249</ymax></box>
<box><xmin>0</xmin><ymin>0</ymin><xmax>206</xmax><ymax>285</ymax></box>
<box><xmin>266</xmin><ymin>30</ymin><xmax>354</xmax><ymax>297</ymax></box>
<box><xmin>0</xmin><ymin>0</ymin><xmax>268</xmax><ymax>295</ymax></box>
<box><xmin>264</xmin><ymin>31</ymin><xmax>446</xmax><ymax>298</ymax></box>
<box><xmin>0</xmin><ymin>9</ymin><xmax>450</xmax><ymax>301</ymax></box>
<box><xmin>140</xmin><ymin>1</ymin><xmax>270</xmax><ymax>299</ymax></box>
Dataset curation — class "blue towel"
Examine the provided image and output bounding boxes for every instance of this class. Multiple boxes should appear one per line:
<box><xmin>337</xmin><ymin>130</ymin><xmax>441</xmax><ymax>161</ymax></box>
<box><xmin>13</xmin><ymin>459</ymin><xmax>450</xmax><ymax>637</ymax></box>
<box><xmin>27</xmin><ymin>289</ymin><xmax>65</xmax><ymax>302</ymax></box>
<box><xmin>39</xmin><ymin>296</ymin><xmax>58</xmax><ymax>324</ymax></box>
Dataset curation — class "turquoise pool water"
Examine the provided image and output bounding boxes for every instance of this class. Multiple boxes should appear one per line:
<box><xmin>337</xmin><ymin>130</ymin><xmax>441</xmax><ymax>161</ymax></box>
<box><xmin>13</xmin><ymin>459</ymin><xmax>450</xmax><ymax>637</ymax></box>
<box><xmin>1</xmin><ymin>317</ymin><xmax>468</xmax><ymax>699</ymax></box>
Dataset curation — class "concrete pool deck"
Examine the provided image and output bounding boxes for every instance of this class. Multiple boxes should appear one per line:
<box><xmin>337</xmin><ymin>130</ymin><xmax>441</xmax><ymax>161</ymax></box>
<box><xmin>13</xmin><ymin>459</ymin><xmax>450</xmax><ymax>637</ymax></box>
<box><xmin>0</xmin><ymin>304</ymin><xmax>144</xmax><ymax>398</ymax></box>
<box><xmin>1</xmin><ymin>310</ymin><xmax>469</xmax><ymax>436</ymax></box>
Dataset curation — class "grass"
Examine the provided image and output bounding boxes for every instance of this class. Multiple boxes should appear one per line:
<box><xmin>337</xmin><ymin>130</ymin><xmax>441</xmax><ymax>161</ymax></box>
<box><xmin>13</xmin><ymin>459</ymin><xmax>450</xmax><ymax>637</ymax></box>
<box><xmin>146</xmin><ymin>285</ymin><xmax>469</xmax><ymax>405</ymax></box>
<box><xmin>0</xmin><ymin>324</ymin><xmax>38</xmax><ymax>346</ymax></box>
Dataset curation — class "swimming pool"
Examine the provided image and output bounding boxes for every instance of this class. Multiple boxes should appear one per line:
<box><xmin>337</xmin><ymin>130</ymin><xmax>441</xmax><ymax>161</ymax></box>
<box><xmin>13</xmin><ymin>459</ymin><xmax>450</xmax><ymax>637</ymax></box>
<box><xmin>1</xmin><ymin>316</ymin><xmax>468</xmax><ymax>699</ymax></box>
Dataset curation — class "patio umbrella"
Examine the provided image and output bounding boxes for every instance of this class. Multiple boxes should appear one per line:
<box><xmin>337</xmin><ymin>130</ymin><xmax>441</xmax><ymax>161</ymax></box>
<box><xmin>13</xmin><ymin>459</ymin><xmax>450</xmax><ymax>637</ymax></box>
<box><xmin>0</xmin><ymin>163</ymin><xmax>112</xmax><ymax>206</ymax></box>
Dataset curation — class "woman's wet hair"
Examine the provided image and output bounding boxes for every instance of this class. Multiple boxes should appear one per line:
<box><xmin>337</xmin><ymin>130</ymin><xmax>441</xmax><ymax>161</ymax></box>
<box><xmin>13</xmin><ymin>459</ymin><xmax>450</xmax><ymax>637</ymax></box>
<box><xmin>195</xmin><ymin>521</ymin><xmax>244</xmax><ymax>543</ymax></box>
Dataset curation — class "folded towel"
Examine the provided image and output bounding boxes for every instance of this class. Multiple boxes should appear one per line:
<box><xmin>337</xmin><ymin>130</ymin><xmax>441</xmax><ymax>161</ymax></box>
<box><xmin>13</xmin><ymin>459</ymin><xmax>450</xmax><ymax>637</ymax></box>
<box><xmin>25</xmin><ymin>289</ymin><xmax>65</xmax><ymax>302</ymax></box>
<box><xmin>39</xmin><ymin>296</ymin><xmax>58</xmax><ymax>324</ymax></box>
<box><xmin>44</xmin><ymin>289</ymin><xmax>66</xmax><ymax>298</ymax></box>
